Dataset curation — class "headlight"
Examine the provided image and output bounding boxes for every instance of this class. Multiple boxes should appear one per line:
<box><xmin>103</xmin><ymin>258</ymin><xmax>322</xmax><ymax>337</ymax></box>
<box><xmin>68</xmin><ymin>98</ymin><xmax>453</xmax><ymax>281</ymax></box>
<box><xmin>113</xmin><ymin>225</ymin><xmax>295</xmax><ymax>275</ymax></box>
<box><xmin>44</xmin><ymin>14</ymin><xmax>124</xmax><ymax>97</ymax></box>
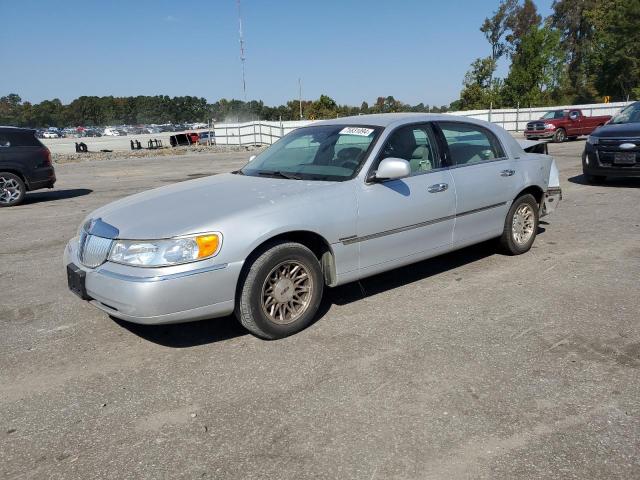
<box><xmin>108</xmin><ymin>233</ymin><xmax>222</xmax><ymax>267</ymax></box>
<box><xmin>544</xmin><ymin>123</ymin><xmax>556</xmax><ymax>130</ymax></box>
<box><xmin>587</xmin><ymin>135</ymin><xmax>599</xmax><ymax>145</ymax></box>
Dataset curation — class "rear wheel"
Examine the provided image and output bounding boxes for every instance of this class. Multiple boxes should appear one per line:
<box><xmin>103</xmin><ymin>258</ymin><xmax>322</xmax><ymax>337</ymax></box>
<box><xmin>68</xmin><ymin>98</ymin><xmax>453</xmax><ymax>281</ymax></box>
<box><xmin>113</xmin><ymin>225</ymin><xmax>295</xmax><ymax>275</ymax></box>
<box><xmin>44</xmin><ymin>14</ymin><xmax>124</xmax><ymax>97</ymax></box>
<box><xmin>552</xmin><ymin>128</ymin><xmax>566</xmax><ymax>143</ymax></box>
<box><xmin>500</xmin><ymin>194</ymin><xmax>539</xmax><ymax>255</ymax></box>
<box><xmin>236</xmin><ymin>242</ymin><xmax>324</xmax><ymax>339</ymax></box>
<box><xmin>0</xmin><ymin>172</ymin><xmax>26</xmax><ymax>207</ymax></box>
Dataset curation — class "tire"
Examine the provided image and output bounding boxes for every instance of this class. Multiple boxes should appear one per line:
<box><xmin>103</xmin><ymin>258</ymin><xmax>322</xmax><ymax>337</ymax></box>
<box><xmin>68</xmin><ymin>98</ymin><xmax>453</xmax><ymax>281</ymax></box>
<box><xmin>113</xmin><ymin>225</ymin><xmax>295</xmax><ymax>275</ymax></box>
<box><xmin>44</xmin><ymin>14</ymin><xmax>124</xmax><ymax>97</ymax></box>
<box><xmin>0</xmin><ymin>172</ymin><xmax>26</xmax><ymax>207</ymax></box>
<box><xmin>552</xmin><ymin>128</ymin><xmax>566</xmax><ymax>143</ymax></box>
<box><xmin>235</xmin><ymin>242</ymin><xmax>324</xmax><ymax>339</ymax></box>
<box><xmin>583</xmin><ymin>172</ymin><xmax>606</xmax><ymax>184</ymax></box>
<box><xmin>500</xmin><ymin>194</ymin><xmax>539</xmax><ymax>255</ymax></box>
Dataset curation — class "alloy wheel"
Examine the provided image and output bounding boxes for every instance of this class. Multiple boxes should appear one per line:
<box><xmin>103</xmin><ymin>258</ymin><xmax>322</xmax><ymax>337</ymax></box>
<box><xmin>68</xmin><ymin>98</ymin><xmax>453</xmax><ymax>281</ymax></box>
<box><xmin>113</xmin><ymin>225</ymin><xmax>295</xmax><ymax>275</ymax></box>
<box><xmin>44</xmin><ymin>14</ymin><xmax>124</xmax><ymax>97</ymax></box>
<box><xmin>261</xmin><ymin>261</ymin><xmax>313</xmax><ymax>325</ymax></box>
<box><xmin>512</xmin><ymin>204</ymin><xmax>535</xmax><ymax>245</ymax></box>
<box><xmin>0</xmin><ymin>176</ymin><xmax>22</xmax><ymax>205</ymax></box>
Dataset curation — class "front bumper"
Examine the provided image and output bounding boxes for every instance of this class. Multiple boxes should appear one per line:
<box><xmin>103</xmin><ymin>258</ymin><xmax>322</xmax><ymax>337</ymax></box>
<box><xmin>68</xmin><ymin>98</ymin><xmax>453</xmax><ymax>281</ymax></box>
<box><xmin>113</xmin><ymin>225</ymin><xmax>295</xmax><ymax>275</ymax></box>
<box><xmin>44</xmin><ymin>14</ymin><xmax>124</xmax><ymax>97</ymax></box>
<box><xmin>524</xmin><ymin>130</ymin><xmax>555</xmax><ymax>139</ymax></box>
<box><xmin>582</xmin><ymin>149</ymin><xmax>640</xmax><ymax>178</ymax></box>
<box><xmin>64</xmin><ymin>237</ymin><xmax>241</xmax><ymax>324</ymax></box>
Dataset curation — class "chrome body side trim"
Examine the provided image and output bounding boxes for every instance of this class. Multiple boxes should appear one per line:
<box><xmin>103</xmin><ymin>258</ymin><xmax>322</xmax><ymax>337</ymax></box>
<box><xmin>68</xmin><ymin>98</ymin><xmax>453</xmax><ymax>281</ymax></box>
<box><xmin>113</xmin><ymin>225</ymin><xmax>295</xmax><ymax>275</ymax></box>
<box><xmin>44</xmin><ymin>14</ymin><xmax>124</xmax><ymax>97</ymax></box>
<box><xmin>340</xmin><ymin>202</ymin><xmax>507</xmax><ymax>245</ymax></box>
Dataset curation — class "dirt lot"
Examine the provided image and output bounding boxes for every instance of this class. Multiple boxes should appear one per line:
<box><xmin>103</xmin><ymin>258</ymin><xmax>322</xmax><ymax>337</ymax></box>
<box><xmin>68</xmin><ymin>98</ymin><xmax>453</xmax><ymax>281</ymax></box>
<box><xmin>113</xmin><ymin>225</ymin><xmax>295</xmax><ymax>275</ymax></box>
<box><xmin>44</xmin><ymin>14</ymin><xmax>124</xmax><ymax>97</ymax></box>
<box><xmin>1</xmin><ymin>141</ymin><xmax>639</xmax><ymax>479</ymax></box>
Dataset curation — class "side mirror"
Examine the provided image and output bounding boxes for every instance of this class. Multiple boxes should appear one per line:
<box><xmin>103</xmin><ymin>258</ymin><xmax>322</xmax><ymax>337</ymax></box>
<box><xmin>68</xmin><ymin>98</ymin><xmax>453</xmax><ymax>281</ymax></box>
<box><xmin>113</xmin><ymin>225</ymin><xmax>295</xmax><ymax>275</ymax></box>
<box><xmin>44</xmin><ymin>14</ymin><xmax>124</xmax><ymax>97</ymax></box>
<box><xmin>569</xmin><ymin>113</ymin><xmax>578</xmax><ymax>120</ymax></box>
<box><xmin>249</xmin><ymin>155</ymin><xmax>256</xmax><ymax>162</ymax></box>
<box><xmin>373</xmin><ymin>157</ymin><xmax>411</xmax><ymax>181</ymax></box>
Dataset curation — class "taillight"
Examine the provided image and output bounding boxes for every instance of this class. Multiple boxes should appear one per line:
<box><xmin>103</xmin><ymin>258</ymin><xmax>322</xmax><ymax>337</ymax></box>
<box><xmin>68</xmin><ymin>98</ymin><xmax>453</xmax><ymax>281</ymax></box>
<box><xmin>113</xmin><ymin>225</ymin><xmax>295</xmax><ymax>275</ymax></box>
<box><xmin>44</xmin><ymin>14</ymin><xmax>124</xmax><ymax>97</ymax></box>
<box><xmin>41</xmin><ymin>147</ymin><xmax>52</xmax><ymax>167</ymax></box>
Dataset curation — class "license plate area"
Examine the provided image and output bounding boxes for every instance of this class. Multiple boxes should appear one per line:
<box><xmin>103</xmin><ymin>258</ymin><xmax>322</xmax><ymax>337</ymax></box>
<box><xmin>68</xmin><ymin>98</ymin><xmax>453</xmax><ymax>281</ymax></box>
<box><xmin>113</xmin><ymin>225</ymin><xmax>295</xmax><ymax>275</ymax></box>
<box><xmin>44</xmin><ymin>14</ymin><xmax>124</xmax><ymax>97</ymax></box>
<box><xmin>614</xmin><ymin>152</ymin><xmax>636</xmax><ymax>164</ymax></box>
<box><xmin>67</xmin><ymin>264</ymin><xmax>90</xmax><ymax>300</ymax></box>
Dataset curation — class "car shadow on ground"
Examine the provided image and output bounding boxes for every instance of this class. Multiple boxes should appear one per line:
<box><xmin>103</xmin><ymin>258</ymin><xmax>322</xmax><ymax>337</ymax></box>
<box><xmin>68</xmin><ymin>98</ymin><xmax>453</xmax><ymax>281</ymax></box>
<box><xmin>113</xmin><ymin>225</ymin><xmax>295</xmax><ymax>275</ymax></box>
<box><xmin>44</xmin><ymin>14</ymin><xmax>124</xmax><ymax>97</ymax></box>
<box><xmin>113</xmin><ymin>315</ymin><xmax>248</xmax><ymax>348</ymax></box>
<box><xmin>568</xmin><ymin>174</ymin><xmax>640</xmax><ymax>188</ymax></box>
<box><xmin>23</xmin><ymin>188</ymin><xmax>93</xmax><ymax>204</ymax></box>
<box><xmin>117</xmin><ymin>239</ymin><xmax>517</xmax><ymax>348</ymax></box>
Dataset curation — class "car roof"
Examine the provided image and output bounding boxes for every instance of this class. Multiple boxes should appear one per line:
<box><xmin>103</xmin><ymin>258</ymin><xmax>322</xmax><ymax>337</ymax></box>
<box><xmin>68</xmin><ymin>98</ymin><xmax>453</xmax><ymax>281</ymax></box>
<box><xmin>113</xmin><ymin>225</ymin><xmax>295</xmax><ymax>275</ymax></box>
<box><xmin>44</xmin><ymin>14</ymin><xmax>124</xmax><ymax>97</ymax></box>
<box><xmin>312</xmin><ymin>113</ymin><xmax>456</xmax><ymax>128</ymax></box>
<box><xmin>0</xmin><ymin>126</ymin><xmax>35</xmax><ymax>133</ymax></box>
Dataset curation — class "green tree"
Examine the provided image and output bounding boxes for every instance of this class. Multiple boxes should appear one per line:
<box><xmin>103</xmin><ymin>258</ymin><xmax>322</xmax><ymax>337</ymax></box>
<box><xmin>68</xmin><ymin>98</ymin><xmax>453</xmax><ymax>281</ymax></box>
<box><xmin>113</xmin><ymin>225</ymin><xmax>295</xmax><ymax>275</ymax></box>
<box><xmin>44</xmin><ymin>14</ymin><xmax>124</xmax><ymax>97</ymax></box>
<box><xmin>550</xmin><ymin>0</ymin><xmax>598</xmax><ymax>102</ymax></box>
<box><xmin>587</xmin><ymin>0</ymin><xmax>640</xmax><ymax>101</ymax></box>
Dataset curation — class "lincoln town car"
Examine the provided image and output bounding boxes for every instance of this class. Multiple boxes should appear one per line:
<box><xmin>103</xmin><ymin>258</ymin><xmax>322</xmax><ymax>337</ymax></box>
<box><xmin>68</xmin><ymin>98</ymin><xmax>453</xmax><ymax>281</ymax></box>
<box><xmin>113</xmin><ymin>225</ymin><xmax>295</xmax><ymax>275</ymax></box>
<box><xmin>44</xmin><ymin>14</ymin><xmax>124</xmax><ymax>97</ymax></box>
<box><xmin>64</xmin><ymin>114</ymin><xmax>562</xmax><ymax>339</ymax></box>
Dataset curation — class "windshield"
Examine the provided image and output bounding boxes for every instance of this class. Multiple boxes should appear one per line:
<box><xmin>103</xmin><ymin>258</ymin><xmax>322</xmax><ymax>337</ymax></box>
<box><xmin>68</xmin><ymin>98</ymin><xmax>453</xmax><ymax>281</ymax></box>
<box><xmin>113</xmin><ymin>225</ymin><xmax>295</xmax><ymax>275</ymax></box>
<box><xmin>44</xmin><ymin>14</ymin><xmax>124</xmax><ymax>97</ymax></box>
<box><xmin>240</xmin><ymin>125</ymin><xmax>382</xmax><ymax>181</ymax></box>
<box><xmin>609</xmin><ymin>103</ymin><xmax>640</xmax><ymax>124</ymax></box>
<box><xmin>541</xmin><ymin>110</ymin><xmax>566</xmax><ymax>119</ymax></box>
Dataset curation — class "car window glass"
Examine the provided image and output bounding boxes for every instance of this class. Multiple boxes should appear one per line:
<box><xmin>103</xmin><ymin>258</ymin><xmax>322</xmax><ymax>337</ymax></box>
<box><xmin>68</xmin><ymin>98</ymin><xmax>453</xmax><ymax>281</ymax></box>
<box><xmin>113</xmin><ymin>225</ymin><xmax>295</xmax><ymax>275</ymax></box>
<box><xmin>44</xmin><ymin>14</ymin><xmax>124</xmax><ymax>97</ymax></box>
<box><xmin>438</xmin><ymin>122</ymin><xmax>504</xmax><ymax>166</ymax></box>
<box><xmin>242</xmin><ymin>125</ymin><xmax>381</xmax><ymax>181</ymax></box>
<box><xmin>380</xmin><ymin>125</ymin><xmax>438</xmax><ymax>175</ymax></box>
<box><xmin>0</xmin><ymin>134</ymin><xmax>10</xmax><ymax>147</ymax></box>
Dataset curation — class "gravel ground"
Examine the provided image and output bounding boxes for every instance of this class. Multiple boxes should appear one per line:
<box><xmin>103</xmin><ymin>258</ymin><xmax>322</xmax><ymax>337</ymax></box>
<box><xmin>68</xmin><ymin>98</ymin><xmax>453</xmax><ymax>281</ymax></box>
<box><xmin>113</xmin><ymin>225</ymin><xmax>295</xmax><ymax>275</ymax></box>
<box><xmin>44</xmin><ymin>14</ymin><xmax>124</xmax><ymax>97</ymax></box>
<box><xmin>1</xmin><ymin>141</ymin><xmax>639</xmax><ymax>479</ymax></box>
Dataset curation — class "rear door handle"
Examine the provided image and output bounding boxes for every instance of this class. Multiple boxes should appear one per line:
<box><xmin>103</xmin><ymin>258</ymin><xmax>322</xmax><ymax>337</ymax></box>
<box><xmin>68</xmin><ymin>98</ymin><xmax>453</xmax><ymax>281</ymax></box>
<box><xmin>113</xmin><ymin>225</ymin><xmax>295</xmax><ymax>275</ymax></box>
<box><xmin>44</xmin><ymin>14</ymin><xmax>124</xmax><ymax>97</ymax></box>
<box><xmin>500</xmin><ymin>169</ymin><xmax>516</xmax><ymax>177</ymax></box>
<box><xmin>428</xmin><ymin>183</ymin><xmax>448</xmax><ymax>193</ymax></box>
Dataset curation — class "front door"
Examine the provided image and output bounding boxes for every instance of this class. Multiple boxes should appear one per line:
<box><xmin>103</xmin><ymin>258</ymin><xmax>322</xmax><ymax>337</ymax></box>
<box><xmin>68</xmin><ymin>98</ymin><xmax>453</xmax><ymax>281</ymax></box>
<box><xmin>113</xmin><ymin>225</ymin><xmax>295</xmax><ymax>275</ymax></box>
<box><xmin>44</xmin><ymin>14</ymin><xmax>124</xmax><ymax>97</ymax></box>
<box><xmin>355</xmin><ymin>123</ymin><xmax>456</xmax><ymax>273</ymax></box>
<box><xmin>435</xmin><ymin>121</ymin><xmax>520</xmax><ymax>245</ymax></box>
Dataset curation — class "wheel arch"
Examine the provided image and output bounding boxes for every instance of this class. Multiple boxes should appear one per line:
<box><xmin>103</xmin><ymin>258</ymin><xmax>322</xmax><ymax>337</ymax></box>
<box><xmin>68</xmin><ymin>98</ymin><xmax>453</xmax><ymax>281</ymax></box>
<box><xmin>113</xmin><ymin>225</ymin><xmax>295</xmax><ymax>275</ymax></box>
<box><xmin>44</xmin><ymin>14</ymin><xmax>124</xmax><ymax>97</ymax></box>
<box><xmin>240</xmin><ymin>230</ymin><xmax>337</xmax><ymax>288</ymax></box>
<box><xmin>0</xmin><ymin>168</ymin><xmax>28</xmax><ymax>188</ymax></box>
<box><xmin>515</xmin><ymin>185</ymin><xmax>544</xmax><ymax>206</ymax></box>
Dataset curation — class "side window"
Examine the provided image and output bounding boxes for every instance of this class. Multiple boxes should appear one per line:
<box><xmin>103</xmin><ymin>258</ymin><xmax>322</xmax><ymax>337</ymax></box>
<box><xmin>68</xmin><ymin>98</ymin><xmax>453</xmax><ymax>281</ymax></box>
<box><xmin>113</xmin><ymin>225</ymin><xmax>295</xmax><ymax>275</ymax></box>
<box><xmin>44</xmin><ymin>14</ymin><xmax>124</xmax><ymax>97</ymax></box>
<box><xmin>0</xmin><ymin>134</ymin><xmax>10</xmax><ymax>147</ymax></box>
<box><xmin>380</xmin><ymin>124</ymin><xmax>439</xmax><ymax>175</ymax></box>
<box><xmin>438</xmin><ymin>122</ymin><xmax>505</xmax><ymax>166</ymax></box>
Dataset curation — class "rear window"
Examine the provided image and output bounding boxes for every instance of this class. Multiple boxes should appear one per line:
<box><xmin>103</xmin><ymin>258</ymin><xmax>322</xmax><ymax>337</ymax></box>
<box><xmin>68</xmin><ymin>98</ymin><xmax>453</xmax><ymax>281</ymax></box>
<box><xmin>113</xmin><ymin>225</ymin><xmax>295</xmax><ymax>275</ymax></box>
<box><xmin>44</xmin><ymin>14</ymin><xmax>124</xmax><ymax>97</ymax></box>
<box><xmin>0</xmin><ymin>131</ymin><xmax>43</xmax><ymax>148</ymax></box>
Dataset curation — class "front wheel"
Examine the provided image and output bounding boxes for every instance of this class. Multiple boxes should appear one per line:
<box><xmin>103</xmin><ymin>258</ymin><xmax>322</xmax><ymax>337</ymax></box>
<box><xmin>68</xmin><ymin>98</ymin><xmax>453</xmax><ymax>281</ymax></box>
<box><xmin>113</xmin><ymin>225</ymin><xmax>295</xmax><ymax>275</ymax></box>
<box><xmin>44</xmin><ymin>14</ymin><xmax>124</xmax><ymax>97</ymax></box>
<box><xmin>500</xmin><ymin>194</ymin><xmax>539</xmax><ymax>255</ymax></box>
<box><xmin>0</xmin><ymin>172</ymin><xmax>26</xmax><ymax>207</ymax></box>
<box><xmin>236</xmin><ymin>242</ymin><xmax>324</xmax><ymax>339</ymax></box>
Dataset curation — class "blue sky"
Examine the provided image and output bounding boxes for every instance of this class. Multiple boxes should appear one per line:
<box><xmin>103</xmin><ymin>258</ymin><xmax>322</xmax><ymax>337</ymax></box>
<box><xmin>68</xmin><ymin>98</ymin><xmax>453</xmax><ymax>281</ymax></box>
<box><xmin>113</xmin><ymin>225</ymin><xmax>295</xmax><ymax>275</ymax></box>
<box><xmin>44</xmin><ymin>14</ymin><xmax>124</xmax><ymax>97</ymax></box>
<box><xmin>1</xmin><ymin>0</ymin><xmax>553</xmax><ymax>107</ymax></box>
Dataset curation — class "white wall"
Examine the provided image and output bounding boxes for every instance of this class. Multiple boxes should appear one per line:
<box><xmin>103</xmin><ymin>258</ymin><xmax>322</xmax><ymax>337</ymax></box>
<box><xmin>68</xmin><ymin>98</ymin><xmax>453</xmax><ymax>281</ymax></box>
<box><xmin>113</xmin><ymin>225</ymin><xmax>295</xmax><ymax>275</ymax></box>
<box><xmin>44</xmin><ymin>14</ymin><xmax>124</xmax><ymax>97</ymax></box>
<box><xmin>212</xmin><ymin>101</ymin><xmax>634</xmax><ymax>145</ymax></box>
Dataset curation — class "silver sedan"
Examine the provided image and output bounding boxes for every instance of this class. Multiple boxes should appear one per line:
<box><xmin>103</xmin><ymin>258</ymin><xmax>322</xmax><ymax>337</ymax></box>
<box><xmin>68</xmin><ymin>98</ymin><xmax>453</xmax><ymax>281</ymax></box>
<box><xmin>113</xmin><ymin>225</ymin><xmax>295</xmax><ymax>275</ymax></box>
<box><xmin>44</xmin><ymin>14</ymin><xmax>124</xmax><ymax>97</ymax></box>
<box><xmin>64</xmin><ymin>113</ymin><xmax>562</xmax><ymax>339</ymax></box>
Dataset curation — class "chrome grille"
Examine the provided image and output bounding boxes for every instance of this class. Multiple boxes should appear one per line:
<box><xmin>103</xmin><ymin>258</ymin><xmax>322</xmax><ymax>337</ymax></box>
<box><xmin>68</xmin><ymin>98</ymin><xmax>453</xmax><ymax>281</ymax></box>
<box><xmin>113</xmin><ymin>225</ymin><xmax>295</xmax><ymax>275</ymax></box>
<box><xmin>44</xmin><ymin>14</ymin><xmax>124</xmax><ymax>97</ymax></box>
<box><xmin>79</xmin><ymin>234</ymin><xmax>112</xmax><ymax>268</ymax></box>
<box><xmin>526</xmin><ymin>122</ymin><xmax>545</xmax><ymax>131</ymax></box>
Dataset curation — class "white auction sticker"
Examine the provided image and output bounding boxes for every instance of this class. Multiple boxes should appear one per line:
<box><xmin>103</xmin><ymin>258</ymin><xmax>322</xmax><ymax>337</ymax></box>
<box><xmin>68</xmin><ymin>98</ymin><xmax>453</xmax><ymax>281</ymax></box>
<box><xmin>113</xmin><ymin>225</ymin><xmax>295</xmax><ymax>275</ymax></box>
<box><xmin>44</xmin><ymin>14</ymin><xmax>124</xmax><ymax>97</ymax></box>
<box><xmin>339</xmin><ymin>127</ymin><xmax>374</xmax><ymax>136</ymax></box>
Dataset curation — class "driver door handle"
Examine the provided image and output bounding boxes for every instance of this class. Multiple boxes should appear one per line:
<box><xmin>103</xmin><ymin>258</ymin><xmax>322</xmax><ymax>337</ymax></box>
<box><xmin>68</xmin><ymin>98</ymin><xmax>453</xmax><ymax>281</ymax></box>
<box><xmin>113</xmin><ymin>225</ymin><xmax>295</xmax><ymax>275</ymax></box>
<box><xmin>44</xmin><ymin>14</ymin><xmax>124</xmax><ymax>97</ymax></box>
<box><xmin>500</xmin><ymin>169</ymin><xmax>516</xmax><ymax>177</ymax></box>
<box><xmin>428</xmin><ymin>183</ymin><xmax>448</xmax><ymax>193</ymax></box>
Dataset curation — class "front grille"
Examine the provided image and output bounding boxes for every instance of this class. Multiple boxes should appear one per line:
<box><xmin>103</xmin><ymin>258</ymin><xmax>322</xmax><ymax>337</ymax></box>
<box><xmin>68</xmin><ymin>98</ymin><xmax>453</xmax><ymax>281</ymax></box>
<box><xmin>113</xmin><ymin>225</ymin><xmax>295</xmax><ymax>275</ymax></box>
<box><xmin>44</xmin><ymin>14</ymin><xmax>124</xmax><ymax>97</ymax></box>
<box><xmin>79</xmin><ymin>233</ymin><xmax>112</xmax><ymax>268</ymax></box>
<box><xmin>526</xmin><ymin>122</ymin><xmax>545</xmax><ymax>132</ymax></box>
<box><xmin>595</xmin><ymin>138</ymin><xmax>640</xmax><ymax>167</ymax></box>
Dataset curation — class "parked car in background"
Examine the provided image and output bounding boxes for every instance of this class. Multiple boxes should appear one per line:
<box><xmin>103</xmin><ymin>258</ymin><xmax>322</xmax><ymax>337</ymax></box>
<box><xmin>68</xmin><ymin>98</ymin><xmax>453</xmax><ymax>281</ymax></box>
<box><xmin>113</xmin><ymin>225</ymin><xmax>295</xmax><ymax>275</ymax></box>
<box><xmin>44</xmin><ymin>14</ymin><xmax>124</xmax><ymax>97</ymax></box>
<box><xmin>83</xmin><ymin>129</ymin><xmax>102</xmax><ymax>137</ymax></box>
<box><xmin>198</xmin><ymin>131</ymin><xmax>216</xmax><ymax>145</ymax></box>
<box><xmin>582</xmin><ymin>101</ymin><xmax>640</xmax><ymax>183</ymax></box>
<box><xmin>525</xmin><ymin>109</ymin><xmax>611</xmax><ymax>143</ymax></box>
<box><xmin>64</xmin><ymin>114</ymin><xmax>561</xmax><ymax>339</ymax></box>
<box><xmin>0</xmin><ymin>127</ymin><xmax>56</xmax><ymax>207</ymax></box>
<box><xmin>42</xmin><ymin>131</ymin><xmax>60</xmax><ymax>139</ymax></box>
<box><xmin>103</xmin><ymin>128</ymin><xmax>120</xmax><ymax>136</ymax></box>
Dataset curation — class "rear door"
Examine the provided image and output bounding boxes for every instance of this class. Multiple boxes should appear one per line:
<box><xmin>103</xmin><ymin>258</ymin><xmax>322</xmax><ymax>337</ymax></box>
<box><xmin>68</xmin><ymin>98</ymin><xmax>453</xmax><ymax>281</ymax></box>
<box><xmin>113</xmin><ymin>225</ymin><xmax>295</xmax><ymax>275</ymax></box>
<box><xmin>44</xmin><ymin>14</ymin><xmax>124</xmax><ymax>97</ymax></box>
<box><xmin>435</xmin><ymin>121</ymin><xmax>520</xmax><ymax>245</ymax></box>
<box><xmin>355</xmin><ymin>123</ymin><xmax>456</xmax><ymax>272</ymax></box>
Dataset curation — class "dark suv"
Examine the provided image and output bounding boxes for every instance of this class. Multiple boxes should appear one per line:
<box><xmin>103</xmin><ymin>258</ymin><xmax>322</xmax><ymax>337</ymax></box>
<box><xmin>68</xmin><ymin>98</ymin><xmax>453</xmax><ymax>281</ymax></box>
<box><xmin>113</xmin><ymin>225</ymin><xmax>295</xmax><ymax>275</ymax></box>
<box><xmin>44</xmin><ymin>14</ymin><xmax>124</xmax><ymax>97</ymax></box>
<box><xmin>582</xmin><ymin>102</ymin><xmax>640</xmax><ymax>183</ymax></box>
<box><xmin>0</xmin><ymin>127</ymin><xmax>56</xmax><ymax>207</ymax></box>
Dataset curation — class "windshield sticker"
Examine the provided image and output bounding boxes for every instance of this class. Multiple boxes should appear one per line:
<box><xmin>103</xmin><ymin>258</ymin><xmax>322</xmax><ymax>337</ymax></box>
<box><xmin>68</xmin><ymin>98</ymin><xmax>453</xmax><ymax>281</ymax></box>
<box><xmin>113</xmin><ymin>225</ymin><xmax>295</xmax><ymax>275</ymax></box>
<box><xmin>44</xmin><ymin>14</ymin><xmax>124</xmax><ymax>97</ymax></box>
<box><xmin>339</xmin><ymin>127</ymin><xmax>374</xmax><ymax>136</ymax></box>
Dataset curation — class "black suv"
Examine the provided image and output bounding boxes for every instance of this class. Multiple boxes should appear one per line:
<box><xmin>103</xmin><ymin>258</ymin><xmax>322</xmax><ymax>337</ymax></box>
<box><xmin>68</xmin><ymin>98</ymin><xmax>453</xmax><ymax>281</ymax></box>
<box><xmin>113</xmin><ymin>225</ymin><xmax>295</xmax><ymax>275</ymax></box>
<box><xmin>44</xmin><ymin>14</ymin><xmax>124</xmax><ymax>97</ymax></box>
<box><xmin>583</xmin><ymin>101</ymin><xmax>640</xmax><ymax>183</ymax></box>
<box><xmin>0</xmin><ymin>127</ymin><xmax>56</xmax><ymax>207</ymax></box>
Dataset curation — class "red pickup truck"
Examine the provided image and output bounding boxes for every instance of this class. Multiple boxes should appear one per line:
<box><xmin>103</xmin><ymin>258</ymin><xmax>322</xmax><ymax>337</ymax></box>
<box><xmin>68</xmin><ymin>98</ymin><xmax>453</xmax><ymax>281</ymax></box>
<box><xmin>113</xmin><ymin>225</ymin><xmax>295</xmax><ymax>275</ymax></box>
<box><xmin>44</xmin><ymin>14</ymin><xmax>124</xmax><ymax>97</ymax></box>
<box><xmin>524</xmin><ymin>109</ymin><xmax>611</xmax><ymax>142</ymax></box>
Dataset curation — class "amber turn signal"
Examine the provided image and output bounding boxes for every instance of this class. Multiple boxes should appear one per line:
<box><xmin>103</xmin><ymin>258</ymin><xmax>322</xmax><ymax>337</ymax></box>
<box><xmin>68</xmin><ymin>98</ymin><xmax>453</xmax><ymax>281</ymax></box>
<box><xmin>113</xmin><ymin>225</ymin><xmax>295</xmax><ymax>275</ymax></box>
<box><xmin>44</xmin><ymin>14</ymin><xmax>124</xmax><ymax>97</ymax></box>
<box><xmin>195</xmin><ymin>234</ymin><xmax>220</xmax><ymax>258</ymax></box>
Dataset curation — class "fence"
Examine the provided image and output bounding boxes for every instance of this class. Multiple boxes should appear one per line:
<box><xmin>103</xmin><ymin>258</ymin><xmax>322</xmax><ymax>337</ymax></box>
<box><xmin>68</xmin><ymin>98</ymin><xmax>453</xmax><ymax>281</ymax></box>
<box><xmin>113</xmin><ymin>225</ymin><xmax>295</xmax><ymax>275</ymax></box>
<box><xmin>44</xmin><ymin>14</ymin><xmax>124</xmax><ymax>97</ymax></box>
<box><xmin>211</xmin><ymin>101</ymin><xmax>634</xmax><ymax>146</ymax></box>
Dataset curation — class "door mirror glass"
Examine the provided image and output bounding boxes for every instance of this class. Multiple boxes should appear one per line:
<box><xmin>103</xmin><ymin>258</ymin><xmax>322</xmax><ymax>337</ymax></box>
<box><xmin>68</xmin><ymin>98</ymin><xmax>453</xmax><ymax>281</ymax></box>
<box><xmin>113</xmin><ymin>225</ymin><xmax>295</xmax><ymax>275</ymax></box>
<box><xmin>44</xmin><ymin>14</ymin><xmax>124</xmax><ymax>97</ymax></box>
<box><xmin>569</xmin><ymin>112</ymin><xmax>579</xmax><ymax>120</ymax></box>
<box><xmin>374</xmin><ymin>157</ymin><xmax>411</xmax><ymax>181</ymax></box>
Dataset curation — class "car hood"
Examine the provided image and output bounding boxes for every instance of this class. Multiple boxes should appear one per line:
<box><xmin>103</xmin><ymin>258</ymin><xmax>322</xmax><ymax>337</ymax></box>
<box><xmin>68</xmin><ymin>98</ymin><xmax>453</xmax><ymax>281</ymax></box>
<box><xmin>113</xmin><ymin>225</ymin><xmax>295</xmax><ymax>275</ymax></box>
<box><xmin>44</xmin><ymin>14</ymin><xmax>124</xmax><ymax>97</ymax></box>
<box><xmin>590</xmin><ymin>123</ymin><xmax>640</xmax><ymax>138</ymax></box>
<box><xmin>88</xmin><ymin>173</ymin><xmax>333</xmax><ymax>239</ymax></box>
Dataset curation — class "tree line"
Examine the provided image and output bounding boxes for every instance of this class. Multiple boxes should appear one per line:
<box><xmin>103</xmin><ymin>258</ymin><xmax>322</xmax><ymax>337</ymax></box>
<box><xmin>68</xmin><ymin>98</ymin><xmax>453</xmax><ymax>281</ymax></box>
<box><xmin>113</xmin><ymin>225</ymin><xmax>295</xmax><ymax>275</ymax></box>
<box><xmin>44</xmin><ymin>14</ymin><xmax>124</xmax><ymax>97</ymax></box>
<box><xmin>0</xmin><ymin>93</ymin><xmax>449</xmax><ymax>129</ymax></box>
<box><xmin>1</xmin><ymin>0</ymin><xmax>638</xmax><ymax>128</ymax></box>
<box><xmin>454</xmin><ymin>0</ymin><xmax>640</xmax><ymax>110</ymax></box>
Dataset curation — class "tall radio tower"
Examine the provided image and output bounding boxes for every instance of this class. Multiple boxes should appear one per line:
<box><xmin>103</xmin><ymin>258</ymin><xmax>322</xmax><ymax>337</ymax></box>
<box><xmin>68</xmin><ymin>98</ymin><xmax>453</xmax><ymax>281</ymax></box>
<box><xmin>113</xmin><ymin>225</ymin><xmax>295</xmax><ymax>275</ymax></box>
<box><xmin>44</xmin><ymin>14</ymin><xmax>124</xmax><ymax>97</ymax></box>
<box><xmin>237</xmin><ymin>0</ymin><xmax>247</xmax><ymax>101</ymax></box>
